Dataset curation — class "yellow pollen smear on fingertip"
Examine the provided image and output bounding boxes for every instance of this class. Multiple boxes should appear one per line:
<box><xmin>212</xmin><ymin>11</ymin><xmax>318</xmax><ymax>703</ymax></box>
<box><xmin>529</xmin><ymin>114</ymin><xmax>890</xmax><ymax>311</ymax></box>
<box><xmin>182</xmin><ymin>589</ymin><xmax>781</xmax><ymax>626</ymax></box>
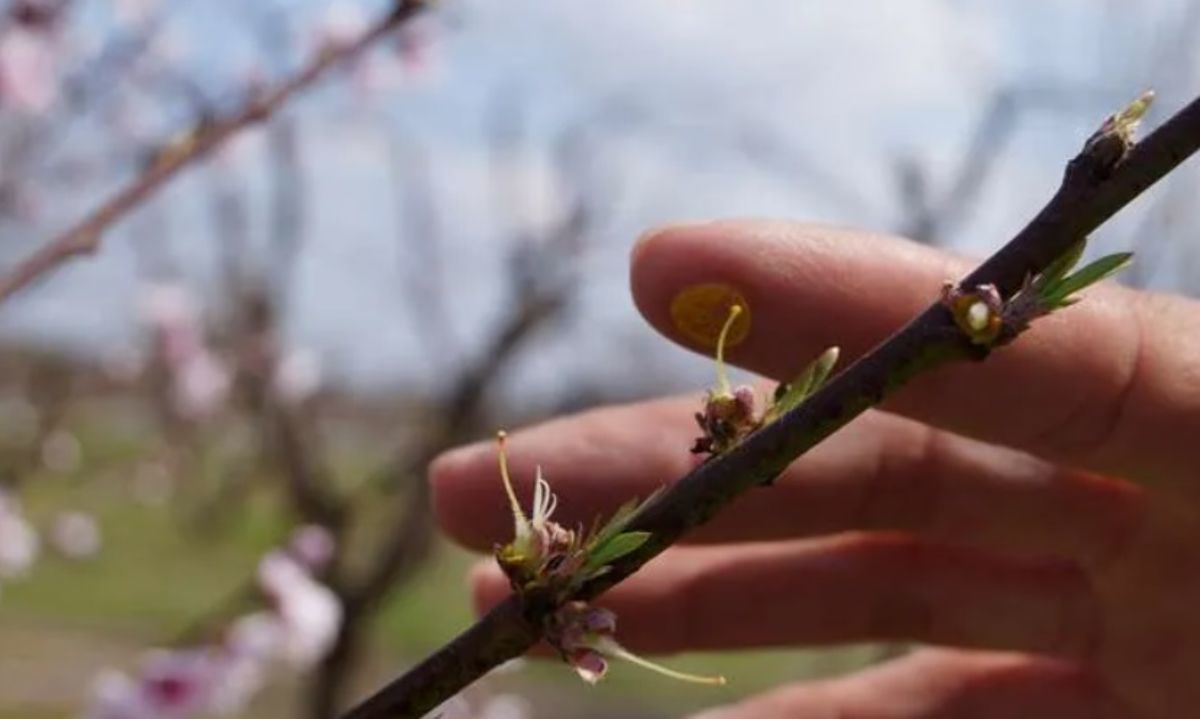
<box><xmin>669</xmin><ymin>283</ymin><xmax>751</xmax><ymax>349</ymax></box>
<box><xmin>496</xmin><ymin>431</ymin><xmax>527</xmax><ymax>528</ymax></box>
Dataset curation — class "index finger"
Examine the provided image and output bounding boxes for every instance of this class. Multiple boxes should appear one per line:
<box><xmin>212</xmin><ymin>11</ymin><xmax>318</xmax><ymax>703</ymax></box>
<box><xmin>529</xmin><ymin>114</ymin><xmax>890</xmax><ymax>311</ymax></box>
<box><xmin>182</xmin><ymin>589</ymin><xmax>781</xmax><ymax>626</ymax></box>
<box><xmin>631</xmin><ymin>220</ymin><xmax>1200</xmax><ymax>489</ymax></box>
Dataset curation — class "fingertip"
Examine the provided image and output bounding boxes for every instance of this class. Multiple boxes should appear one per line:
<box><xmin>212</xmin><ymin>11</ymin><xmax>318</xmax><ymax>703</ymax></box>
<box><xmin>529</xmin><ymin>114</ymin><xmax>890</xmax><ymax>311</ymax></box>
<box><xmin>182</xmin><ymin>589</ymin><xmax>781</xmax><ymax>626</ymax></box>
<box><xmin>631</xmin><ymin>221</ymin><xmax>748</xmax><ymax>341</ymax></box>
<box><xmin>468</xmin><ymin>560</ymin><xmax>510</xmax><ymax>616</ymax></box>
<box><xmin>629</xmin><ymin>220</ymin><xmax>864</xmax><ymax>359</ymax></box>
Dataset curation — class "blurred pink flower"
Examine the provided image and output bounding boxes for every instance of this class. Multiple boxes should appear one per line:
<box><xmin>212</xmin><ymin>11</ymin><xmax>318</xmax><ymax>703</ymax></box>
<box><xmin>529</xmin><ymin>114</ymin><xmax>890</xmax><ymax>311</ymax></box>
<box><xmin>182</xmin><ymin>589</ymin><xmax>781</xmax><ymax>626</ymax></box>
<box><xmin>256</xmin><ymin>550</ymin><xmax>342</xmax><ymax>667</ymax></box>
<box><xmin>0</xmin><ymin>491</ymin><xmax>39</xmax><ymax>582</ymax></box>
<box><xmin>138</xmin><ymin>282</ymin><xmax>231</xmax><ymax>421</ymax></box>
<box><xmin>272</xmin><ymin>348</ymin><xmax>323</xmax><ymax>405</ymax></box>
<box><xmin>0</xmin><ymin>28</ymin><xmax>59</xmax><ymax>114</ymax></box>
<box><xmin>172</xmin><ymin>352</ymin><xmax>231</xmax><ymax>421</ymax></box>
<box><xmin>84</xmin><ymin>650</ymin><xmax>223</xmax><ymax>719</ymax></box>
<box><xmin>83</xmin><ymin>530</ymin><xmax>341</xmax><ymax>718</ymax></box>
<box><xmin>287</xmin><ymin>524</ymin><xmax>336</xmax><ymax>571</ymax></box>
<box><xmin>314</xmin><ymin>2</ymin><xmax>369</xmax><ymax>52</ymax></box>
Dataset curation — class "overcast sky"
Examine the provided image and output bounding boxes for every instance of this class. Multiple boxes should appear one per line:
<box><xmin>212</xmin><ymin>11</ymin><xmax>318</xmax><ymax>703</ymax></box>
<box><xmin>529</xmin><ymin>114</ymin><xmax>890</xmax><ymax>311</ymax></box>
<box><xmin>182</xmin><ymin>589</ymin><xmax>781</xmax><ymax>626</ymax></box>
<box><xmin>2</xmin><ymin>0</ymin><xmax>1198</xmax><ymax>405</ymax></box>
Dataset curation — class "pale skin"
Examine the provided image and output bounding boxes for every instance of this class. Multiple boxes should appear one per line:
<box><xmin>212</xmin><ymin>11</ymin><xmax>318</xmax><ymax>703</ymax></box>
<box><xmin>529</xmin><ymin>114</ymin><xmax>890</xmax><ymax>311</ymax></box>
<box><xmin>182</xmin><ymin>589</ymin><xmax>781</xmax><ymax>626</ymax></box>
<box><xmin>431</xmin><ymin>220</ymin><xmax>1200</xmax><ymax>718</ymax></box>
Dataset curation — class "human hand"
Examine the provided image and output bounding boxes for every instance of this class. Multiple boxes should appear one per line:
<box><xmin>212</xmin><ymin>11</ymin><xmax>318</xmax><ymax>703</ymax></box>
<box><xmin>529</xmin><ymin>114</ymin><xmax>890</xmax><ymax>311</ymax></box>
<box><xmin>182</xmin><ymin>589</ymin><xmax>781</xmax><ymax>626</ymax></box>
<box><xmin>431</xmin><ymin>220</ymin><xmax>1200</xmax><ymax>718</ymax></box>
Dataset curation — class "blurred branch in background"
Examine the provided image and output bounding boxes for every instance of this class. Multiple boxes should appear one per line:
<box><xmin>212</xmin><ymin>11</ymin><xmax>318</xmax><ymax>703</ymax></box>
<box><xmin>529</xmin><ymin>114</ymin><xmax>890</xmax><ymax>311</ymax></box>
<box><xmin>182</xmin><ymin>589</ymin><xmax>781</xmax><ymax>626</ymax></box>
<box><xmin>90</xmin><ymin>74</ymin><xmax>617</xmax><ymax>717</ymax></box>
<box><xmin>0</xmin><ymin>0</ymin><xmax>432</xmax><ymax>305</ymax></box>
<box><xmin>895</xmin><ymin>83</ymin><xmax>1112</xmax><ymax>245</ymax></box>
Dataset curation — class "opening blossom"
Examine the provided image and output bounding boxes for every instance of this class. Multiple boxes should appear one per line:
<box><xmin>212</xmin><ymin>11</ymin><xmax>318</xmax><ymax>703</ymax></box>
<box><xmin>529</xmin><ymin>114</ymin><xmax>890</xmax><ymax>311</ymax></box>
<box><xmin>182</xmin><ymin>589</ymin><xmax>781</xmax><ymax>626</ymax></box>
<box><xmin>493</xmin><ymin>431</ymin><xmax>583</xmax><ymax>591</ymax></box>
<box><xmin>492</xmin><ymin>435</ymin><xmax>724</xmax><ymax>687</ymax></box>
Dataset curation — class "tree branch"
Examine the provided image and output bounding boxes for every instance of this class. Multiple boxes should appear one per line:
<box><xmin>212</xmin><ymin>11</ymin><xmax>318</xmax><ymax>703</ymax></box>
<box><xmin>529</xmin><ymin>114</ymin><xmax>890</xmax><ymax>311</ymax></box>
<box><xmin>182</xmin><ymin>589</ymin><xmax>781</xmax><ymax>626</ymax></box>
<box><xmin>340</xmin><ymin>93</ymin><xmax>1200</xmax><ymax>719</ymax></box>
<box><xmin>0</xmin><ymin>0</ymin><xmax>431</xmax><ymax>305</ymax></box>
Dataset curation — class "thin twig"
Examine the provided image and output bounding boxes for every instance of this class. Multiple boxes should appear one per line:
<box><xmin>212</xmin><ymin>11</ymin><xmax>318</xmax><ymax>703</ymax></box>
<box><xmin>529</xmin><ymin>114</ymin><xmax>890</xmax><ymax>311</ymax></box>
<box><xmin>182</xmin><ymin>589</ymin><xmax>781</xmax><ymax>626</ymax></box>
<box><xmin>0</xmin><ymin>0</ymin><xmax>431</xmax><ymax>305</ymax></box>
<box><xmin>341</xmin><ymin>93</ymin><xmax>1200</xmax><ymax>719</ymax></box>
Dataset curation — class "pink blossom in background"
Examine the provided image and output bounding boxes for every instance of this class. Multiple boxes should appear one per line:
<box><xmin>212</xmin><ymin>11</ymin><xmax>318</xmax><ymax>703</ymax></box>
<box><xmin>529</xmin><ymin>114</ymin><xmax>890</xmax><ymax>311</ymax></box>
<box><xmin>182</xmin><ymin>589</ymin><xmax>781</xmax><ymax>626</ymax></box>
<box><xmin>139</xmin><ymin>282</ymin><xmax>201</xmax><ymax>359</ymax></box>
<box><xmin>314</xmin><ymin>1</ymin><xmax>369</xmax><ymax>52</ymax></box>
<box><xmin>0</xmin><ymin>27</ymin><xmax>60</xmax><ymax>114</ymax></box>
<box><xmin>0</xmin><ymin>490</ymin><xmax>39</xmax><ymax>584</ymax></box>
<box><xmin>171</xmin><ymin>352</ymin><xmax>231</xmax><ymax>421</ymax></box>
<box><xmin>271</xmin><ymin>348</ymin><xmax>323</xmax><ymax>405</ymax></box>
<box><xmin>256</xmin><ymin>549</ymin><xmax>343</xmax><ymax>667</ymax></box>
<box><xmin>138</xmin><ymin>282</ymin><xmax>232</xmax><ymax>421</ymax></box>
<box><xmin>84</xmin><ymin>649</ymin><xmax>251</xmax><ymax>719</ymax></box>
<box><xmin>287</xmin><ymin>524</ymin><xmax>336</xmax><ymax>571</ymax></box>
<box><xmin>82</xmin><ymin>527</ymin><xmax>342</xmax><ymax>718</ymax></box>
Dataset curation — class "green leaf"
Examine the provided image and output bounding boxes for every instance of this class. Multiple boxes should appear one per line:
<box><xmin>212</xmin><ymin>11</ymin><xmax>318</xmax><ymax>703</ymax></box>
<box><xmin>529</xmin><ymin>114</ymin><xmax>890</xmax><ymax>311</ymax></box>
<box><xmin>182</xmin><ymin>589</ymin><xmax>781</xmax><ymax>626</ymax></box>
<box><xmin>763</xmin><ymin>347</ymin><xmax>839</xmax><ymax>424</ymax></box>
<box><xmin>586</xmin><ymin>488</ymin><xmax>663</xmax><ymax>553</ymax></box>
<box><xmin>1036</xmin><ymin>239</ymin><xmax>1087</xmax><ymax>290</ymax></box>
<box><xmin>585</xmin><ymin>531</ymin><xmax>652</xmax><ymax>570</ymax></box>
<box><xmin>1042</xmin><ymin>252</ymin><xmax>1133</xmax><ymax>306</ymax></box>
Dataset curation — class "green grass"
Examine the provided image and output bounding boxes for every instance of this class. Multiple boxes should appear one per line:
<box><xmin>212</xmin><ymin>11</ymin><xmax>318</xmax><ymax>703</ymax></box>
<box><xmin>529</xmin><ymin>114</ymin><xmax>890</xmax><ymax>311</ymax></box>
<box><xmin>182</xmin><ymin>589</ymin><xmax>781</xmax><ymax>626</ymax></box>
<box><xmin>0</xmin><ymin>412</ymin><xmax>877</xmax><ymax>718</ymax></box>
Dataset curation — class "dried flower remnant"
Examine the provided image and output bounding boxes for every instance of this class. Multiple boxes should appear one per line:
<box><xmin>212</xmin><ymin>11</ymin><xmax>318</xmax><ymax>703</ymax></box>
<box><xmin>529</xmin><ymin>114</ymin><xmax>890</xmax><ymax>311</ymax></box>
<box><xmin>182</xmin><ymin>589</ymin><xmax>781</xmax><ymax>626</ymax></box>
<box><xmin>941</xmin><ymin>238</ymin><xmax>1133</xmax><ymax>348</ymax></box>
<box><xmin>691</xmin><ymin>304</ymin><xmax>760</xmax><ymax>455</ymax></box>
<box><xmin>940</xmin><ymin>282</ymin><xmax>1004</xmax><ymax>346</ymax></box>
<box><xmin>547</xmin><ymin>602</ymin><xmax>725</xmax><ymax>687</ymax></box>
<box><xmin>690</xmin><ymin>301</ymin><xmax>839</xmax><ymax>457</ymax></box>
<box><xmin>493</xmin><ymin>430</ymin><xmax>580</xmax><ymax>591</ymax></box>
<box><xmin>932</xmin><ymin>93</ymin><xmax>1151</xmax><ymax>347</ymax></box>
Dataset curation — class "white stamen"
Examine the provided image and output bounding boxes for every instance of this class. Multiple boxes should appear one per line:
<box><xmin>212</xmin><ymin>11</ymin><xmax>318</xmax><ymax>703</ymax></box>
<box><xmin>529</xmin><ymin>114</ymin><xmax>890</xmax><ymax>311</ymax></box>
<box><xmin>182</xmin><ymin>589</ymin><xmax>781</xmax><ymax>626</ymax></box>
<box><xmin>966</xmin><ymin>301</ymin><xmax>991</xmax><ymax>332</ymax></box>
